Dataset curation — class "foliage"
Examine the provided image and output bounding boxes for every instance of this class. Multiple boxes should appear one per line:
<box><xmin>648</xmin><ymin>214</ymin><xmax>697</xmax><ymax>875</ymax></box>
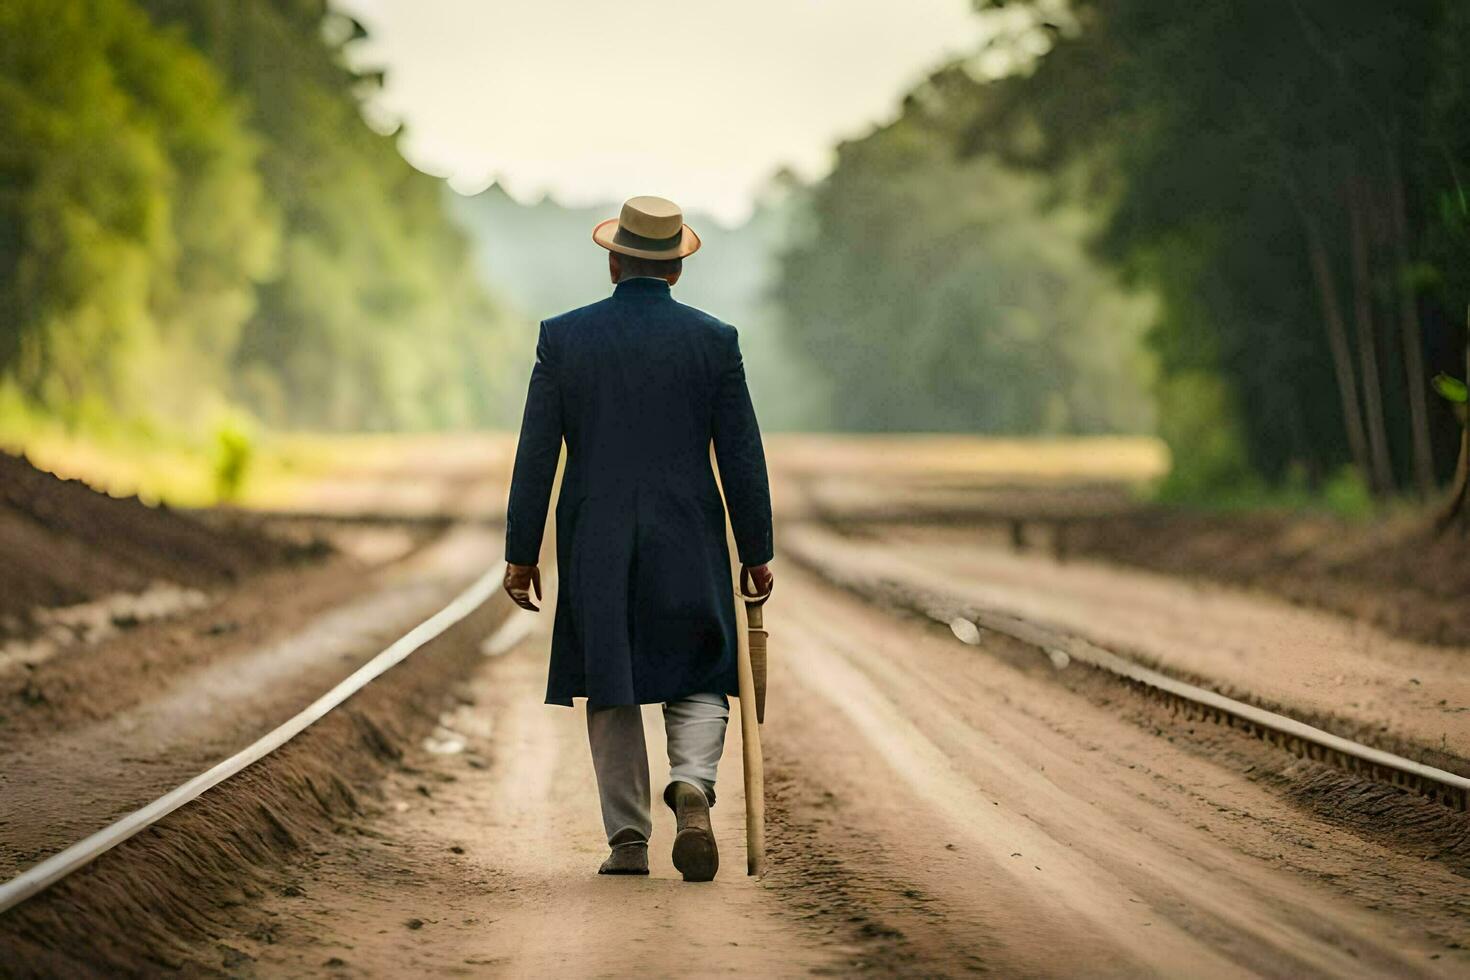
<box><xmin>1432</xmin><ymin>373</ymin><xmax>1467</xmax><ymax>405</ymax></box>
<box><xmin>1151</xmin><ymin>371</ymin><xmax>1257</xmax><ymax>501</ymax></box>
<box><xmin>1318</xmin><ymin>465</ymin><xmax>1376</xmax><ymax>520</ymax></box>
<box><xmin>0</xmin><ymin>390</ymin><xmax>397</xmax><ymax>507</ymax></box>
<box><xmin>211</xmin><ymin>420</ymin><xmax>253</xmax><ymax>502</ymax></box>
<box><xmin>0</xmin><ymin>0</ymin><xmax>275</xmax><ymax>423</ymax></box>
<box><xmin>957</xmin><ymin>0</ymin><xmax>1470</xmax><ymax>499</ymax></box>
<box><xmin>0</xmin><ymin>0</ymin><xmax>518</xmax><ymax>438</ymax></box>
<box><xmin>142</xmin><ymin>0</ymin><xmax>525</xmax><ymax>430</ymax></box>
<box><xmin>774</xmin><ymin>69</ymin><xmax>1155</xmax><ymax>435</ymax></box>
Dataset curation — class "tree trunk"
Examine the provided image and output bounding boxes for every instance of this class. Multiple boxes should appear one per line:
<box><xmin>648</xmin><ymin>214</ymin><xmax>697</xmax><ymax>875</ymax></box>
<box><xmin>1347</xmin><ymin>178</ymin><xmax>1395</xmax><ymax>496</ymax></box>
<box><xmin>1303</xmin><ymin>211</ymin><xmax>1373</xmax><ymax>491</ymax></box>
<box><xmin>1437</xmin><ymin>309</ymin><xmax>1470</xmax><ymax>535</ymax></box>
<box><xmin>1442</xmin><ymin>424</ymin><xmax>1470</xmax><ymax>533</ymax></box>
<box><xmin>1386</xmin><ymin>154</ymin><xmax>1436</xmax><ymax>497</ymax></box>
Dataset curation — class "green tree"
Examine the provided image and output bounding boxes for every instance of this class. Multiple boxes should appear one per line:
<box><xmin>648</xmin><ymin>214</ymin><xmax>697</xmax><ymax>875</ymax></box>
<box><xmin>961</xmin><ymin>0</ymin><xmax>1470</xmax><ymax>499</ymax></box>
<box><xmin>141</xmin><ymin>0</ymin><xmax>517</xmax><ymax>430</ymax></box>
<box><xmin>2</xmin><ymin>0</ymin><xmax>518</xmax><ymax>437</ymax></box>
<box><xmin>775</xmin><ymin>67</ymin><xmax>1154</xmax><ymax>436</ymax></box>
<box><xmin>0</xmin><ymin>0</ymin><xmax>275</xmax><ymax>424</ymax></box>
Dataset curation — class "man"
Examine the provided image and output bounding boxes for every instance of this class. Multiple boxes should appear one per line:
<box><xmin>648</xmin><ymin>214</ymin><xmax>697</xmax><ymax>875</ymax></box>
<box><xmin>502</xmin><ymin>195</ymin><xmax>774</xmax><ymax>883</ymax></box>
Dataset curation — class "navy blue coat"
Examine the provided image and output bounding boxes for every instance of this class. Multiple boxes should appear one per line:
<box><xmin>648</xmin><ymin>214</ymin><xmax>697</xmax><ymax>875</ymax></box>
<box><xmin>504</xmin><ymin>277</ymin><xmax>774</xmax><ymax>707</ymax></box>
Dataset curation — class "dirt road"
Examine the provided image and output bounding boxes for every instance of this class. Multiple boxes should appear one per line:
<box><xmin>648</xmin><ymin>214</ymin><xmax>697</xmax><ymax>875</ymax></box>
<box><xmin>4</xmin><ymin>435</ymin><xmax>1468</xmax><ymax>976</ymax></box>
<box><xmin>233</xmin><ymin>586</ymin><xmax>835</xmax><ymax>977</ymax></box>
<box><xmin>216</xmin><ymin>564</ymin><xmax>1466</xmax><ymax>977</ymax></box>
<box><xmin>782</xmin><ymin>521</ymin><xmax>1470</xmax><ymax>767</ymax></box>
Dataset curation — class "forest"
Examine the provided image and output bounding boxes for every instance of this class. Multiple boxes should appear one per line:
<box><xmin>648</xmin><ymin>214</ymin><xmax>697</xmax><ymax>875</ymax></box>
<box><xmin>0</xmin><ymin>0</ymin><xmax>516</xmax><ymax>436</ymax></box>
<box><xmin>778</xmin><ymin>0</ymin><xmax>1470</xmax><ymax>501</ymax></box>
<box><xmin>3</xmin><ymin>0</ymin><xmax>1469</xmax><ymax>510</ymax></box>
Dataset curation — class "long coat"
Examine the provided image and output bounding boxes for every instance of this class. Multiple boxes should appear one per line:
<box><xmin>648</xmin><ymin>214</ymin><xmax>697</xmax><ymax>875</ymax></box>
<box><xmin>504</xmin><ymin>277</ymin><xmax>774</xmax><ymax>707</ymax></box>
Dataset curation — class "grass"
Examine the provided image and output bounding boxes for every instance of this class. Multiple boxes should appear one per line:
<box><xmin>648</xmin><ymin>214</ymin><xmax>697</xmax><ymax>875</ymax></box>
<box><xmin>0</xmin><ymin>410</ymin><xmax>380</xmax><ymax>509</ymax></box>
<box><xmin>1154</xmin><ymin>462</ymin><xmax>1381</xmax><ymax>522</ymax></box>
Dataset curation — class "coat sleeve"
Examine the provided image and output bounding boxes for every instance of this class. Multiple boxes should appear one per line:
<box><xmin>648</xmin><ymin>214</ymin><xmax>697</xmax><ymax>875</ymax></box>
<box><xmin>505</xmin><ymin>322</ymin><xmax>563</xmax><ymax>566</ymax></box>
<box><xmin>712</xmin><ymin>326</ymin><xmax>774</xmax><ymax>566</ymax></box>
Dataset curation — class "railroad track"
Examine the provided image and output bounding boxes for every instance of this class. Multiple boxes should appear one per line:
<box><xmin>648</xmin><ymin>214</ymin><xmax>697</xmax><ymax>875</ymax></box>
<box><xmin>786</xmin><ymin>542</ymin><xmax>1470</xmax><ymax>814</ymax></box>
<box><xmin>8</xmin><ymin>529</ymin><xmax>1465</xmax><ymax>931</ymax></box>
<box><xmin>0</xmin><ymin>561</ymin><xmax>506</xmax><ymax>916</ymax></box>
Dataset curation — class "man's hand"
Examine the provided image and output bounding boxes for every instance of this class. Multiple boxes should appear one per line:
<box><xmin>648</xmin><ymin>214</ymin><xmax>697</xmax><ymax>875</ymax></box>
<box><xmin>504</xmin><ymin>563</ymin><xmax>542</xmax><ymax>611</ymax></box>
<box><xmin>741</xmin><ymin>562</ymin><xmax>774</xmax><ymax>599</ymax></box>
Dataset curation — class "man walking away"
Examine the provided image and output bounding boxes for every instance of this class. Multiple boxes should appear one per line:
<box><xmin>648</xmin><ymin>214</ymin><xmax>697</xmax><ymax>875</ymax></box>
<box><xmin>502</xmin><ymin>196</ymin><xmax>775</xmax><ymax>882</ymax></box>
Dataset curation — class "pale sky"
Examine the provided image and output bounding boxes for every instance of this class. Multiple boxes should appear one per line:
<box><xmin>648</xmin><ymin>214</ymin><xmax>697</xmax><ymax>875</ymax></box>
<box><xmin>331</xmin><ymin>0</ymin><xmax>989</xmax><ymax>224</ymax></box>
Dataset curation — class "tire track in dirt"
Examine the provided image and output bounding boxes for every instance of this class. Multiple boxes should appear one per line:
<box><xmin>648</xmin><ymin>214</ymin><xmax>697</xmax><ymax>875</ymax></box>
<box><xmin>154</xmin><ymin>558</ymin><xmax>1470</xmax><ymax>977</ymax></box>
<box><xmin>0</xmin><ymin>527</ymin><xmax>503</xmax><ymax>882</ymax></box>
<box><xmin>206</xmin><ymin>575</ymin><xmax>842</xmax><ymax>978</ymax></box>
<box><xmin>754</xmin><ymin>563</ymin><xmax>1469</xmax><ymax>977</ymax></box>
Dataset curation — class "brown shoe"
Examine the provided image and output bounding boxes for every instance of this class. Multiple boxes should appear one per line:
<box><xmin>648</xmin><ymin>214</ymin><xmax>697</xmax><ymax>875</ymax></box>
<box><xmin>666</xmin><ymin>781</ymin><xmax>718</xmax><ymax>882</ymax></box>
<box><xmin>598</xmin><ymin>841</ymin><xmax>649</xmax><ymax>876</ymax></box>
<box><xmin>596</xmin><ymin>834</ymin><xmax>649</xmax><ymax>875</ymax></box>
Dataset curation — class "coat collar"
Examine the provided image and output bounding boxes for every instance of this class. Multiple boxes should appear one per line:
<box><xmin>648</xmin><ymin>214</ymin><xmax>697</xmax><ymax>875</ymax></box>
<box><xmin>613</xmin><ymin>277</ymin><xmax>672</xmax><ymax>299</ymax></box>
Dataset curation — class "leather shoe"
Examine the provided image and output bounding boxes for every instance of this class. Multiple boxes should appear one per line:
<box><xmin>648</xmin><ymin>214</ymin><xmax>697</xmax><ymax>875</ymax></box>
<box><xmin>666</xmin><ymin>781</ymin><xmax>718</xmax><ymax>882</ymax></box>
<box><xmin>598</xmin><ymin>840</ymin><xmax>649</xmax><ymax>876</ymax></box>
<box><xmin>593</xmin><ymin>834</ymin><xmax>646</xmax><ymax>875</ymax></box>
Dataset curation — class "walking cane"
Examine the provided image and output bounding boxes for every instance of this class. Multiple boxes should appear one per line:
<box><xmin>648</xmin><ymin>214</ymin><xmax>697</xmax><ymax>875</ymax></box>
<box><xmin>736</xmin><ymin>567</ymin><xmax>771</xmax><ymax>876</ymax></box>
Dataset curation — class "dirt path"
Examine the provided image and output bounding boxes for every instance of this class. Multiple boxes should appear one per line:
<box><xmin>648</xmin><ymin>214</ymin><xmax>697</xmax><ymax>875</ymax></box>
<box><xmin>765</xmin><ymin>565</ymin><xmax>1466</xmax><ymax>975</ymax></box>
<box><xmin>236</xmin><ymin>575</ymin><xmax>841</xmax><ymax>977</ymax></box>
<box><xmin>0</xmin><ymin>445</ymin><xmax>509</xmax><ymax>883</ymax></box>
<box><xmin>6</xmin><ymin>436</ymin><xmax>1468</xmax><ymax>976</ymax></box>
<box><xmin>225</xmin><ymin>561</ymin><xmax>1467</xmax><ymax>978</ymax></box>
<box><xmin>784</xmin><ymin>521</ymin><xmax>1470</xmax><ymax>770</ymax></box>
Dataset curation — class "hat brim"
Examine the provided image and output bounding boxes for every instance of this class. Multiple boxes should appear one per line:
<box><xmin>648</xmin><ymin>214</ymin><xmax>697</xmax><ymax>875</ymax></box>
<box><xmin>592</xmin><ymin>218</ymin><xmax>701</xmax><ymax>260</ymax></box>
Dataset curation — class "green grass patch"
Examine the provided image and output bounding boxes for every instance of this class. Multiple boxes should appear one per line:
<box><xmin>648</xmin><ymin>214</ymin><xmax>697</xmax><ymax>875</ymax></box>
<box><xmin>0</xmin><ymin>390</ymin><xmax>371</xmax><ymax>508</ymax></box>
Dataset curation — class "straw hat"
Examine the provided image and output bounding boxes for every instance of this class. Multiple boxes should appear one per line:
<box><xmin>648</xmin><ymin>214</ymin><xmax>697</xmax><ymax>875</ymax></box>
<box><xmin>593</xmin><ymin>196</ymin><xmax>702</xmax><ymax>260</ymax></box>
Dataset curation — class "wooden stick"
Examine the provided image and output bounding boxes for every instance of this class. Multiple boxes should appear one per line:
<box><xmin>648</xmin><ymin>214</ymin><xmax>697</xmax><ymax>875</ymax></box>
<box><xmin>747</xmin><ymin>602</ymin><xmax>768</xmax><ymax>724</ymax></box>
<box><xmin>735</xmin><ymin>595</ymin><xmax>766</xmax><ymax>876</ymax></box>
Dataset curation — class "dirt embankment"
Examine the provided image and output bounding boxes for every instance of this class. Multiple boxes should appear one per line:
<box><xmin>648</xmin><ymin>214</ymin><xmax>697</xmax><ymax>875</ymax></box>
<box><xmin>0</xmin><ymin>451</ymin><xmax>319</xmax><ymax>638</ymax></box>
<box><xmin>777</xmin><ymin>442</ymin><xmax>1470</xmax><ymax>651</ymax></box>
<box><xmin>1061</xmin><ymin>509</ymin><xmax>1470</xmax><ymax>648</ymax></box>
<box><xmin>0</xmin><ymin>593</ymin><xmax>510</xmax><ymax>978</ymax></box>
<box><xmin>164</xmin><ymin>562</ymin><xmax>1470</xmax><ymax>978</ymax></box>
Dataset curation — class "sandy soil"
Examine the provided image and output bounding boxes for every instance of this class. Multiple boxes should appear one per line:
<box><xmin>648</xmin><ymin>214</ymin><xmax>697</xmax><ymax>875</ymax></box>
<box><xmin>179</xmin><ymin>561</ymin><xmax>1470</xmax><ymax>977</ymax></box>
<box><xmin>775</xmin><ymin>437</ymin><xmax>1470</xmax><ymax>648</ymax></box>
<box><xmin>1</xmin><ymin>579</ymin><xmax>514</xmax><ymax>977</ymax></box>
<box><xmin>0</xmin><ymin>525</ymin><xmax>499</xmax><ymax>881</ymax></box>
<box><xmin>4</xmin><ymin>434</ymin><xmax>1468</xmax><ymax>977</ymax></box>
<box><xmin>228</xmin><ymin>591</ymin><xmax>837</xmax><ymax>977</ymax></box>
<box><xmin>0</xmin><ymin>451</ymin><xmax>311</xmax><ymax>636</ymax></box>
<box><xmin>1064</xmin><ymin>509</ymin><xmax>1470</xmax><ymax>648</ymax></box>
<box><xmin>0</xmin><ymin>445</ymin><xmax>509</xmax><ymax>882</ymax></box>
<box><xmin>782</xmin><ymin>522</ymin><xmax>1470</xmax><ymax>772</ymax></box>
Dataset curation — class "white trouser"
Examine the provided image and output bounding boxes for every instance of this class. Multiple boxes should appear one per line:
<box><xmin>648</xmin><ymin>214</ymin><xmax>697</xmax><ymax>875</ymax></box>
<box><xmin>585</xmin><ymin>693</ymin><xmax>729</xmax><ymax>846</ymax></box>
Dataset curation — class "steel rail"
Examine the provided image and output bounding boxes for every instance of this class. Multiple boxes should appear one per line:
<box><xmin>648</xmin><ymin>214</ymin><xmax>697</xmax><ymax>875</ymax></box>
<box><xmin>960</xmin><ymin>605</ymin><xmax>1470</xmax><ymax>811</ymax></box>
<box><xmin>792</xmin><ymin>551</ymin><xmax>1470</xmax><ymax>813</ymax></box>
<box><xmin>0</xmin><ymin>562</ymin><xmax>505</xmax><ymax>916</ymax></box>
